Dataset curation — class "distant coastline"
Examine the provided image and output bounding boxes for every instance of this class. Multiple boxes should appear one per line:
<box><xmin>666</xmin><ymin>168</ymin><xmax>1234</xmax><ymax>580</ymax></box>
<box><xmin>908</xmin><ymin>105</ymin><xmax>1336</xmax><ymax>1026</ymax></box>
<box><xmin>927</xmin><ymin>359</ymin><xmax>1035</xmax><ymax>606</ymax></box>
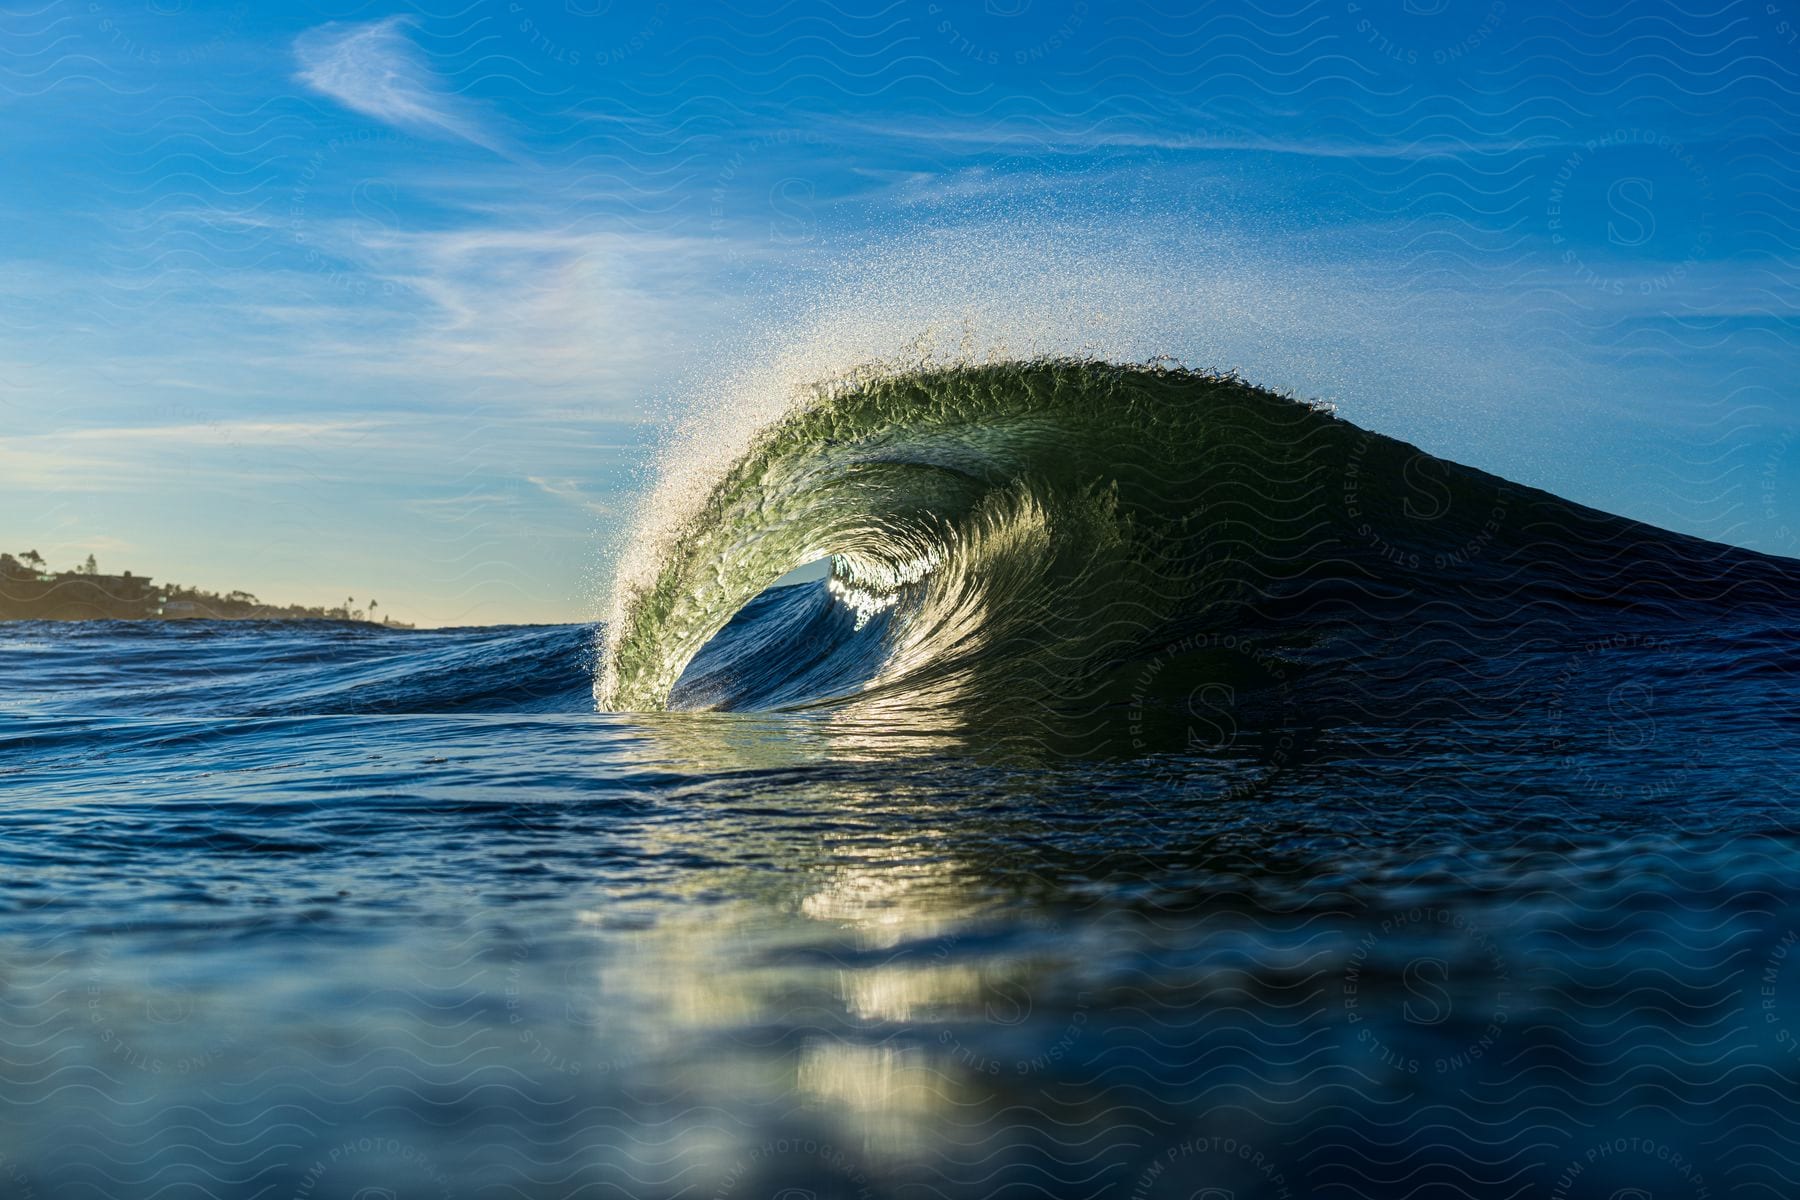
<box><xmin>0</xmin><ymin>551</ymin><xmax>409</xmax><ymax>626</ymax></box>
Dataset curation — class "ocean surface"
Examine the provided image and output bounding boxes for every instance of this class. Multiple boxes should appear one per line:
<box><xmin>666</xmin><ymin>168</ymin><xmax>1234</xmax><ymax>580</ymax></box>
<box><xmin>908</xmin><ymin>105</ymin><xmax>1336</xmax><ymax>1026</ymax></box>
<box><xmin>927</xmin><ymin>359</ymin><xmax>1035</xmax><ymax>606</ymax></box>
<box><xmin>4</xmin><ymin>362</ymin><xmax>1799</xmax><ymax>1199</ymax></box>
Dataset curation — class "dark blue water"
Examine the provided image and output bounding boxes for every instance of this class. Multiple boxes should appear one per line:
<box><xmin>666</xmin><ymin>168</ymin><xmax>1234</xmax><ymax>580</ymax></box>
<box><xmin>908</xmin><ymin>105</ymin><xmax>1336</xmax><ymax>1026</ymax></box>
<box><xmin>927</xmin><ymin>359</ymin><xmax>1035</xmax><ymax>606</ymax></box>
<box><xmin>1</xmin><ymin>602</ymin><xmax>1796</xmax><ymax>1199</ymax></box>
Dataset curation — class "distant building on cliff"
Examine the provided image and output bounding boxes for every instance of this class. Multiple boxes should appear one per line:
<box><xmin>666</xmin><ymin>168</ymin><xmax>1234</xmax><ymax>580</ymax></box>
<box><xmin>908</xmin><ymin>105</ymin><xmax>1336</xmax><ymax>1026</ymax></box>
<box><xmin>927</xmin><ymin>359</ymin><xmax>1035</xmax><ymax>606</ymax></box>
<box><xmin>2</xmin><ymin>552</ymin><xmax>407</xmax><ymax>626</ymax></box>
<box><xmin>0</xmin><ymin>555</ymin><xmax>160</xmax><ymax>620</ymax></box>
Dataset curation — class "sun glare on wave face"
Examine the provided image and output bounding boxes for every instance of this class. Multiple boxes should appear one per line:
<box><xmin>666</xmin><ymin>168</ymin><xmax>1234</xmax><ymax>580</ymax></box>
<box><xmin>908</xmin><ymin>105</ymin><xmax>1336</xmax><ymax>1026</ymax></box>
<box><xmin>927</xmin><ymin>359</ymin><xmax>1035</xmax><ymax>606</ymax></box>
<box><xmin>827</xmin><ymin>550</ymin><xmax>943</xmax><ymax>631</ymax></box>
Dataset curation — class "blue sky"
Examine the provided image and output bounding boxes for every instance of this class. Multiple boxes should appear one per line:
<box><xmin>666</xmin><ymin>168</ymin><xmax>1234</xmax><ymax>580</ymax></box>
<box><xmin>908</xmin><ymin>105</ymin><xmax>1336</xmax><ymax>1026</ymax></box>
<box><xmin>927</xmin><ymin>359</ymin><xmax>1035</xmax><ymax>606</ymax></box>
<box><xmin>3</xmin><ymin>0</ymin><xmax>1797</xmax><ymax>625</ymax></box>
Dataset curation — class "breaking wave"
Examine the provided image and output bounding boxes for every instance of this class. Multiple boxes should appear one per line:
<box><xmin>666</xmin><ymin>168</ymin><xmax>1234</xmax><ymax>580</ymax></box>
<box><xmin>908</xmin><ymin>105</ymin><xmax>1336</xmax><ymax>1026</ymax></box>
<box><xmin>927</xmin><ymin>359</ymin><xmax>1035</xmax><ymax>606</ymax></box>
<box><xmin>597</xmin><ymin>359</ymin><xmax>1797</xmax><ymax>753</ymax></box>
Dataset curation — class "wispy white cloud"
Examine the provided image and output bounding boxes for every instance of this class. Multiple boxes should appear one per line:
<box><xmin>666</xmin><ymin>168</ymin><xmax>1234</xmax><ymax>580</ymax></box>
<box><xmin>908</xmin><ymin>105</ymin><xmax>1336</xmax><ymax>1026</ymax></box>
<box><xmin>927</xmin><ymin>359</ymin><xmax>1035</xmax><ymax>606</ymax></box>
<box><xmin>0</xmin><ymin>419</ymin><xmax>397</xmax><ymax>491</ymax></box>
<box><xmin>56</xmin><ymin>418</ymin><xmax>386</xmax><ymax>445</ymax></box>
<box><xmin>837</xmin><ymin>115</ymin><xmax>1559</xmax><ymax>161</ymax></box>
<box><xmin>263</xmin><ymin>222</ymin><xmax>721</xmax><ymax>401</ymax></box>
<box><xmin>293</xmin><ymin>17</ymin><xmax>502</xmax><ymax>153</ymax></box>
<box><xmin>527</xmin><ymin>475</ymin><xmax>617</xmax><ymax>517</ymax></box>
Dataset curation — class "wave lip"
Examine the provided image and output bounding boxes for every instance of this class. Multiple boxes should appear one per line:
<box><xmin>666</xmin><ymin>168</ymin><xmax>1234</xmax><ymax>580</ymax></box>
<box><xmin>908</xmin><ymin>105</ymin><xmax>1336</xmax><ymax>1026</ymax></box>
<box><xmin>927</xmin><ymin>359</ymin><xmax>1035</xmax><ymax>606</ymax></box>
<box><xmin>598</xmin><ymin>358</ymin><xmax>1799</xmax><ymax>740</ymax></box>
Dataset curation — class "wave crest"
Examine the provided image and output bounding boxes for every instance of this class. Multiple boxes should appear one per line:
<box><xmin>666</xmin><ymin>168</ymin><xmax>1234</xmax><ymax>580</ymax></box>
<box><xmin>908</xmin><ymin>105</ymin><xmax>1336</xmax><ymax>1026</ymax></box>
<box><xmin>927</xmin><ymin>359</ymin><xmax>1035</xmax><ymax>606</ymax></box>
<box><xmin>597</xmin><ymin>358</ymin><xmax>1797</xmax><ymax>744</ymax></box>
